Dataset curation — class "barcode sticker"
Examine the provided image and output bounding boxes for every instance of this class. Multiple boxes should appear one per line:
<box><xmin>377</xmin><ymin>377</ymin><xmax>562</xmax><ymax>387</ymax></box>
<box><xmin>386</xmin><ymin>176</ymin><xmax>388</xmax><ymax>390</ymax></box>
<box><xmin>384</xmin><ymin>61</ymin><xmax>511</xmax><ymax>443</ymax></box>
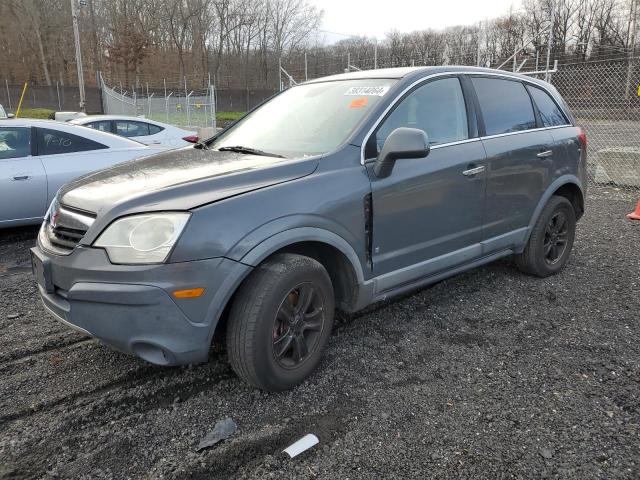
<box><xmin>344</xmin><ymin>86</ymin><xmax>390</xmax><ymax>96</ymax></box>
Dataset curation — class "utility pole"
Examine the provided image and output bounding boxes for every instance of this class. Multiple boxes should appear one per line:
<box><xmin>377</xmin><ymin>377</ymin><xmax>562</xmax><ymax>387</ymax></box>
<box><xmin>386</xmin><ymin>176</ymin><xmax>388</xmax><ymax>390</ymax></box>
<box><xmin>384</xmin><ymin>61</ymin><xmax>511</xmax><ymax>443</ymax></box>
<box><xmin>70</xmin><ymin>0</ymin><xmax>86</xmax><ymax>111</ymax></box>
<box><xmin>374</xmin><ymin>39</ymin><xmax>378</xmax><ymax>69</ymax></box>
<box><xmin>625</xmin><ymin>0</ymin><xmax>638</xmax><ymax>99</ymax></box>
<box><xmin>545</xmin><ymin>0</ymin><xmax>556</xmax><ymax>82</ymax></box>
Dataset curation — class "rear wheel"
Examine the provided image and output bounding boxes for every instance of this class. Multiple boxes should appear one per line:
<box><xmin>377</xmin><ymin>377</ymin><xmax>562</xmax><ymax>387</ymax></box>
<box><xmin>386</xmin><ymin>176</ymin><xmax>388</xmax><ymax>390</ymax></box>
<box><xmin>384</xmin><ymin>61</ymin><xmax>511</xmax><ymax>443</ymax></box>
<box><xmin>515</xmin><ymin>195</ymin><xmax>576</xmax><ymax>277</ymax></box>
<box><xmin>226</xmin><ymin>253</ymin><xmax>334</xmax><ymax>391</ymax></box>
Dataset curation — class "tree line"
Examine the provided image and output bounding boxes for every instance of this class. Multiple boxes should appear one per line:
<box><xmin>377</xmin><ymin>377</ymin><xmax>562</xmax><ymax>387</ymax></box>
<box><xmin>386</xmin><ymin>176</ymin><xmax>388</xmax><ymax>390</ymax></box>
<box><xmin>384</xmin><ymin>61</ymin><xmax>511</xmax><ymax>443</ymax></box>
<box><xmin>0</xmin><ymin>0</ymin><xmax>636</xmax><ymax>92</ymax></box>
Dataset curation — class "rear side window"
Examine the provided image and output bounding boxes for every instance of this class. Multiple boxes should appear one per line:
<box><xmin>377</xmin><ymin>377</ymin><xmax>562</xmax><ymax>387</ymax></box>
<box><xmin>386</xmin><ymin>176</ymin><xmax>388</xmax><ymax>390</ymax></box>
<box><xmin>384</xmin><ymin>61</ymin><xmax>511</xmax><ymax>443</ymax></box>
<box><xmin>148</xmin><ymin>124</ymin><xmax>164</xmax><ymax>135</ymax></box>
<box><xmin>526</xmin><ymin>85</ymin><xmax>569</xmax><ymax>127</ymax></box>
<box><xmin>376</xmin><ymin>77</ymin><xmax>468</xmax><ymax>150</ymax></box>
<box><xmin>87</xmin><ymin>120</ymin><xmax>113</xmax><ymax>133</ymax></box>
<box><xmin>0</xmin><ymin>127</ymin><xmax>31</xmax><ymax>159</ymax></box>
<box><xmin>37</xmin><ymin>128</ymin><xmax>108</xmax><ymax>155</ymax></box>
<box><xmin>472</xmin><ymin>78</ymin><xmax>536</xmax><ymax>135</ymax></box>
<box><xmin>115</xmin><ymin>121</ymin><xmax>150</xmax><ymax>137</ymax></box>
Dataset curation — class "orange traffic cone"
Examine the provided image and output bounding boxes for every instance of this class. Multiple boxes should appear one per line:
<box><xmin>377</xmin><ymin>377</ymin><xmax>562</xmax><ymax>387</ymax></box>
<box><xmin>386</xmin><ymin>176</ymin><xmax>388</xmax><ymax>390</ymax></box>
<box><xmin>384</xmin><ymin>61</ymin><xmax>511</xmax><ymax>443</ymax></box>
<box><xmin>628</xmin><ymin>200</ymin><xmax>640</xmax><ymax>221</ymax></box>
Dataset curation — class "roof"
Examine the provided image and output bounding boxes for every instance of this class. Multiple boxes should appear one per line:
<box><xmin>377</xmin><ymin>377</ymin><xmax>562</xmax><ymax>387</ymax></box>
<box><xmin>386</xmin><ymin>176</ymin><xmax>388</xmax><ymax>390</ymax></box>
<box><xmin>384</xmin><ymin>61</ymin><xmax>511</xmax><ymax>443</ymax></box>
<box><xmin>304</xmin><ymin>66</ymin><xmax>552</xmax><ymax>88</ymax></box>
<box><xmin>0</xmin><ymin>118</ymin><xmax>66</xmax><ymax>128</ymax></box>
<box><xmin>70</xmin><ymin>115</ymin><xmax>169</xmax><ymax>126</ymax></box>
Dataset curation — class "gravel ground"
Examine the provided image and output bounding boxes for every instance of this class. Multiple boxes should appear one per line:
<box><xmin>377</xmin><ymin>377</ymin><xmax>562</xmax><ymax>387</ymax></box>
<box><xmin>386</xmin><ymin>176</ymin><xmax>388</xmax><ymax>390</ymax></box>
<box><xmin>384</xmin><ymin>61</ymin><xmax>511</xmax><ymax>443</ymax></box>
<box><xmin>0</xmin><ymin>187</ymin><xmax>639</xmax><ymax>479</ymax></box>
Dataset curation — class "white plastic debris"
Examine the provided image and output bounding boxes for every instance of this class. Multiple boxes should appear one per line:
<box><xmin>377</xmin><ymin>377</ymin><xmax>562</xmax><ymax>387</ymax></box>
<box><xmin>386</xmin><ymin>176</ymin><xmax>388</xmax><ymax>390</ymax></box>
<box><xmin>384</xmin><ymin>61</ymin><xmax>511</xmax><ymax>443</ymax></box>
<box><xmin>283</xmin><ymin>434</ymin><xmax>319</xmax><ymax>458</ymax></box>
<box><xmin>196</xmin><ymin>417</ymin><xmax>237</xmax><ymax>451</ymax></box>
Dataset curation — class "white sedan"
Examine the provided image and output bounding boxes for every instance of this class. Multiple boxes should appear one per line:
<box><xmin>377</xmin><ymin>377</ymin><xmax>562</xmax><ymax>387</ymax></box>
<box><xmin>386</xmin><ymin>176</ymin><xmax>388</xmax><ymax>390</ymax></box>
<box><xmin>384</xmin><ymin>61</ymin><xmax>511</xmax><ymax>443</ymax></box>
<box><xmin>69</xmin><ymin>115</ymin><xmax>198</xmax><ymax>148</ymax></box>
<box><xmin>0</xmin><ymin>119</ymin><xmax>165</xmax><ymax>227</ymax></box>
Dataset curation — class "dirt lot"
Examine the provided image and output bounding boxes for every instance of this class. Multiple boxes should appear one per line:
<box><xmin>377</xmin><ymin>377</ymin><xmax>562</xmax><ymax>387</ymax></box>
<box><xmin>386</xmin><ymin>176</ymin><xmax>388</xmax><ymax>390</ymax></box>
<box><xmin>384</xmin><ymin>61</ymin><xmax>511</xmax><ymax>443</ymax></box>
<box><xmin>0</xmin><ymin>187</ymin><xmax>639</xmax><ymax>479</ymax></box>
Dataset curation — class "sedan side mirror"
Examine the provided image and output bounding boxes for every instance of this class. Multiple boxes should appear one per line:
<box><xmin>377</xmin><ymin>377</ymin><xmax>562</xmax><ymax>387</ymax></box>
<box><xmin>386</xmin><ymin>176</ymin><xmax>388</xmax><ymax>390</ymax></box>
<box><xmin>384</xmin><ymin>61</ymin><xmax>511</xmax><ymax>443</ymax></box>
<box><xmin>374</xmin><ymin>127</ymin><xmax>430</xmax><ymax>178</ymax></box>
<box><xmin>7</xmin><ymin>113</ymin><xmax>15</xmax><ymax>119</ymax></box>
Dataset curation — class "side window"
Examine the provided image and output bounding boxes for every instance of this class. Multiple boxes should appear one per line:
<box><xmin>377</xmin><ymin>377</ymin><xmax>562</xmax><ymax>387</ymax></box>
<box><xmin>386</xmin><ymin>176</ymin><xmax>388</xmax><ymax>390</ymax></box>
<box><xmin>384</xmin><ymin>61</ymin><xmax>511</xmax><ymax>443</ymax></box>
<box><xmin>115</xmin><ymin>121</ymin><xmax>150</xmax><ymax>137</ymax></box>
<box><xmin>148</xmin><ymin>124</ymin><xmax>164</xmax><ymax>135</ymax></box>
<box><xmin>87</xmin><ymin>120</ymin><xmax>113</xmax><ymax>133</ymax></box>
<box><xmin>0</xmin><ymin>127</ymin><xmax>31</xmax><ymax>159</ymax></box>
<box><xmin>472</xmin><ymin>78</ymin><xmax>536</xmax><ymax>135</ymax></box>
<box><xmin>37</xmin><ymin>128</ymin><xmax>108</xmax><ymax>155</ymax></box>
<box><xmin>375</xmin><ymin>77</ymin><xmax>468</xmax><ymax>151</ymax></box>
<box><xmin>526</xmin><ymin>85</ymin><xmax>569</xmax><ymax>127</ymax></box>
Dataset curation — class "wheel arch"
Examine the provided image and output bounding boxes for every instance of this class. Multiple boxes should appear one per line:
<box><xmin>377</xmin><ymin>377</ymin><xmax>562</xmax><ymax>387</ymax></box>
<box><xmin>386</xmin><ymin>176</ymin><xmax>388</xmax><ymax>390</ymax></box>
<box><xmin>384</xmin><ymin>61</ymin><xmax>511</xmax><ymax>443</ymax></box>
<box><xmin>209</xmin><ymin>228</ymin><xmax>371</xmax><ymax>347</ymax></box>
<box><xmin>240</xmin><ymin>227</ymin><xmax>367</xmax><ymax>310</ymax></box>
<box><xmin>523</xmin><ymin>175</ymin><xmax>584</xmax><ymax>246</ymax></box>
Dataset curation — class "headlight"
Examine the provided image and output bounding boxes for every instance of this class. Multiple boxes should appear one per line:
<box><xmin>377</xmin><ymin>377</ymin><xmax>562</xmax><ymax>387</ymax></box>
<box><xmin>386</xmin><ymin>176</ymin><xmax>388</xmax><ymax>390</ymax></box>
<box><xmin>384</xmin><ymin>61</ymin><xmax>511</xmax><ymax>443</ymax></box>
<box><xmin>94</xmin><ymin>212</ymin><xmax>190</xmax><ymax>264</ymax></box>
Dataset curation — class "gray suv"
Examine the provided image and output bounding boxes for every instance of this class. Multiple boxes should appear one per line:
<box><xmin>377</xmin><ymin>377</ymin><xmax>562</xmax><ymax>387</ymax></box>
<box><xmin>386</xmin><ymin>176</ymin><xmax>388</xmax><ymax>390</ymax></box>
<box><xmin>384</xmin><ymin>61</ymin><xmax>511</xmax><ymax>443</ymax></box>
<box><xmin>32</xmin><ymin>67</ymin><xmax>586</xmax><ymax>391</ymax></box>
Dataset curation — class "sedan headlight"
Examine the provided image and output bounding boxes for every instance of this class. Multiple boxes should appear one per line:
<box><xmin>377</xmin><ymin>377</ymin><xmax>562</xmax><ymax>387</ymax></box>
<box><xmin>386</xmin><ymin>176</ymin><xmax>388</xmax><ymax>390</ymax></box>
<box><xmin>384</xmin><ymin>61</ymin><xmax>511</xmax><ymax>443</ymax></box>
<box><xmin>94</xmin><ymin>213</ymin><xmax>190</xmax><ymax>264</ymax></box>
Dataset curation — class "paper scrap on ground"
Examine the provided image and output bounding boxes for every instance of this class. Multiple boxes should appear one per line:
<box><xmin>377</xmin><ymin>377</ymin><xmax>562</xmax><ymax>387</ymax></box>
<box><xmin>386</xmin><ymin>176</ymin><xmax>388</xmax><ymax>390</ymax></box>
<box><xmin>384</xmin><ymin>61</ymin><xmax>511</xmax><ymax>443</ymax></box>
<box><xmin>283</xmin><ymin>434</ymin><xmax>319</xmax><ymax>458</ymax></box>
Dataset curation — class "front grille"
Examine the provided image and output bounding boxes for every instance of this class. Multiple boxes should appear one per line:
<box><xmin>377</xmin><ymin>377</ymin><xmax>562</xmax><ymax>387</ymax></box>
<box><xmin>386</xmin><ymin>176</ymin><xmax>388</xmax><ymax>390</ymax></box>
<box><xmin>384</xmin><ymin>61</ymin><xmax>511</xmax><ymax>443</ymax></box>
<box><xmin>41</xmin><ymin>204</ymin><xmax>96</xmax><ymax>255</ymax></box>
<box><xmin>48</xmin><ymin>224</ymin><xmax>88</xmax><ymax>251</ymax></box>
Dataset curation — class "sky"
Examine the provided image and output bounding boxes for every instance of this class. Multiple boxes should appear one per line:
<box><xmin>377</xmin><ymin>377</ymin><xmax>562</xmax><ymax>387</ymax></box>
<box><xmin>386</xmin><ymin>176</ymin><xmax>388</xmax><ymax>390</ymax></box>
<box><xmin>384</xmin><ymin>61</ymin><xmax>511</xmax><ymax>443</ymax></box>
<box><xmin>311</xmin><ymin>0</ymin><xmax>522</xmax><ymax>42</ymax></box>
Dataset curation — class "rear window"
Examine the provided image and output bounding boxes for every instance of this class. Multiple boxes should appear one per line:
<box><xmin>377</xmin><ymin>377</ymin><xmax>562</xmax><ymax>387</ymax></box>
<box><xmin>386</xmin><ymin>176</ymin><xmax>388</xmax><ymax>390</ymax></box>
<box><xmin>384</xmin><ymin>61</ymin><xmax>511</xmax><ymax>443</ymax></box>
<box><xmin>87</xmin><ymin>120</ymin><xmax>113</xmax><ymax>133</ymax></box>
<box><xmin>115</xmin><ymin>121</ymin><xmax>150</xmax><ymax>137</ymax></box>
<box><xmin>148</xmin><ymin>124</ymin><xmax>164</xmax><ymax>135</ymax></box>
<box><xmin>472</xmin><ymin>78</ymin><xmax>536</xmax><ymax>136</ymax></box>
<box><xmin>36</xmin><ymin>127</ymin><xmax>108</xmax><ymax>155</ymax></box>
<box><xmin>526</xmin><ymin>85</ymin><xmax>569</xmax><ymax>127</ymax></box>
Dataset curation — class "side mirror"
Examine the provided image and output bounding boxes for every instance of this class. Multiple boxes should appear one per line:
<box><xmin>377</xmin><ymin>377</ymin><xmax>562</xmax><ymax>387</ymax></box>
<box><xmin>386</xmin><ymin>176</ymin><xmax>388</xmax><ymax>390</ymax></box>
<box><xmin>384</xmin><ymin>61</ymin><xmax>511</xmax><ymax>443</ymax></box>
<box><xmin>7</xmin><ymin>113</ymin><xmax>15</xmax><ymax>119</ymax></box>
<box><xmin>374</xmin><ymin>127</ymin><xmax>430</xmax><ymax>178</ymax></box>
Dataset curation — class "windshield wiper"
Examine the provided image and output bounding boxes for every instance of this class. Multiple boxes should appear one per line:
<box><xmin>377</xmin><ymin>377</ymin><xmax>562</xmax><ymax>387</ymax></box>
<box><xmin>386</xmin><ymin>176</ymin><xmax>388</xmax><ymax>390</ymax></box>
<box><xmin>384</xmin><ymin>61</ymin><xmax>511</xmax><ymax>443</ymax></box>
<box><xmin>194</xmin><ymin>140</ymin><xmax>209</xmax><ymax>150</ymax></box>
<box><xmin>217</xmin><ymin>145</ymin><xmax>284</xmax><ymax>158</ymax></box>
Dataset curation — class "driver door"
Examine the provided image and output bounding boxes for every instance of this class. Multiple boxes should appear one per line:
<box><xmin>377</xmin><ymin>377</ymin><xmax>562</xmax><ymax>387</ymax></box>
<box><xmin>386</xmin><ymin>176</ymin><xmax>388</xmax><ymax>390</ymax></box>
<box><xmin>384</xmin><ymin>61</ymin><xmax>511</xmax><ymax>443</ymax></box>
<box><xmin>366</xmin><ymin>76</ymin><xmax>487</xmax><ymax>288</ymax></box>
<box><xmin>0</xmin><ymin>126</ymin><xmax>47</xmax><ymax>224</ymax></box>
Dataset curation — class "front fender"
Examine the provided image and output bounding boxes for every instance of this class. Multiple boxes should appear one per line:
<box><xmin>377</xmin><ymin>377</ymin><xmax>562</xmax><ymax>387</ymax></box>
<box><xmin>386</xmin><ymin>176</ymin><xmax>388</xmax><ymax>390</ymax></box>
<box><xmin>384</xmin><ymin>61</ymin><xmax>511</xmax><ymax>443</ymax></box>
<box><xmin>236</xmin><ymin>226</ymin><xmax>366</xmax><ymax>285</ymax></box>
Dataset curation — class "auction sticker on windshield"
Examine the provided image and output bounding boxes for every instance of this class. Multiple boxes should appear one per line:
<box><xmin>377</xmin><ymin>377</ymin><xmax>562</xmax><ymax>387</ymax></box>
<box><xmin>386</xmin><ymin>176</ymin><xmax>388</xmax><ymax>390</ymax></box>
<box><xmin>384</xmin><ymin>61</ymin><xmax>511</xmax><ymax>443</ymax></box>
<box><xmin>344</xmin><ymin>86</ymin><xmax>390</xmax><ymax>96</ymax></box>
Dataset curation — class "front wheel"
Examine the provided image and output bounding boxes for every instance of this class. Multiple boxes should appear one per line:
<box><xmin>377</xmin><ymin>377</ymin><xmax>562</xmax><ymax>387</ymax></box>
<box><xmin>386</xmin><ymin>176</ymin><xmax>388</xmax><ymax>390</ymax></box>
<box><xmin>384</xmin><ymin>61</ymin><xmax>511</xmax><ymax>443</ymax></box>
<box><xmin>515</xmin><ymin>195</ymin><xmax>577</xmax><ymax>277</ymax></box>
<box><xmin>226</xmin><ymin>253</ymin><xmax>334</xmax><ymax>391</ymax></box>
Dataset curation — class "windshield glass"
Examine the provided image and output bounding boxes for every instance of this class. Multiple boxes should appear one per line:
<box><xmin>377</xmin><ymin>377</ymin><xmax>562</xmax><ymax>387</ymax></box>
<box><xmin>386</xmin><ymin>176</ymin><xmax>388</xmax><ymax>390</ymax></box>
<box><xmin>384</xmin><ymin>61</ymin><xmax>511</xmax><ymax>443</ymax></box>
<box><xmin>210</xmin><ymin>79</ymin><xmax>397</xmax><ymax>158</ymax></box>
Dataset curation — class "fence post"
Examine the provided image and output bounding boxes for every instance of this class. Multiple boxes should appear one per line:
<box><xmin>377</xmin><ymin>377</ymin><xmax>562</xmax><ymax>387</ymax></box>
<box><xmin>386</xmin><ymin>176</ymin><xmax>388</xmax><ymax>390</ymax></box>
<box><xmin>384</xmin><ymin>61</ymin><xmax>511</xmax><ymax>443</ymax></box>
<box><xmin>164</xmin><ymin>78</ymin><xmax>168</xmax><ymax>123</ymax></box>
<box><xmin>5</xmin><ymin>79</ymin><xmax>11</xmax><ymax>110</ymax></box>
<box><xmin>56</xmin><ymin>81</ymin><xmax>61</xmax><ymax>111</ymax></box>
<box><xmin>210</xmin><ymin>85</ymin><xmax>218</xmax><ymax>133</ymax></box>
<box><xmin>184</xmin><ymin>76</ymin><xmax>189</xmax><ymax>127</ymax></box>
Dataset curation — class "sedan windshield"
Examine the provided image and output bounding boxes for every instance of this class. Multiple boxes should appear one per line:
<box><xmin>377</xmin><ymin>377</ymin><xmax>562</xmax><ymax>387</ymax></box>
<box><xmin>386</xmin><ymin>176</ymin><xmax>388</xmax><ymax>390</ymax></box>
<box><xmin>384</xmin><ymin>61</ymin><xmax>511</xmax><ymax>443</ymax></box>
<box><xmin>210</xmin><ymin>79</ymin><xmax>396</xmax><ymax>158</ymax></box>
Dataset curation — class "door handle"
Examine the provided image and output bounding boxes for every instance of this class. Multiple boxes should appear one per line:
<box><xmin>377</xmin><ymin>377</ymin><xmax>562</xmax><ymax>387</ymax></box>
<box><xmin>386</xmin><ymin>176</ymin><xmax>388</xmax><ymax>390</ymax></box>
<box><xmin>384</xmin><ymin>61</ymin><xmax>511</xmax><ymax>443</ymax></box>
<box><xmin>537</xmin><ymin>150</ymin><xmax>553</xmax><ymax>158</ymax></box>
<box><xmin>462</xmin><ymin>165</ymin><xmax>485</xmax><ymax>177</ymax></box>
<box><xmin>12</xmin><ymin>175</ymin><xmax>30</xmax><ymax>181</ymax></box>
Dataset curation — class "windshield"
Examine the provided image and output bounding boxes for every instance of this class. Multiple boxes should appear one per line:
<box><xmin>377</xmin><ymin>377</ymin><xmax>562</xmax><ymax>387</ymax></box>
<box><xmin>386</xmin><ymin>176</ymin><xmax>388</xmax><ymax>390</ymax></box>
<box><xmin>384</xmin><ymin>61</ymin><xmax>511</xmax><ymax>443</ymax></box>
<box><xmin>210</xmin><ymin>79</ymin><xmax>396</xmax><ymax>158</ymax></box>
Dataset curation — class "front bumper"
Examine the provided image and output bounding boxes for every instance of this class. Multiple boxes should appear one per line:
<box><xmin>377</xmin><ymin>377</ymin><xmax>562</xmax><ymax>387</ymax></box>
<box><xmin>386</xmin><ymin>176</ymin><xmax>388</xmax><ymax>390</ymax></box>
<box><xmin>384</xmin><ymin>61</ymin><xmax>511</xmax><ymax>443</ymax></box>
<box><xmin>33</xmin><ymin>243</ymin><xmax>252</xmax><ymax>365</ymax></box>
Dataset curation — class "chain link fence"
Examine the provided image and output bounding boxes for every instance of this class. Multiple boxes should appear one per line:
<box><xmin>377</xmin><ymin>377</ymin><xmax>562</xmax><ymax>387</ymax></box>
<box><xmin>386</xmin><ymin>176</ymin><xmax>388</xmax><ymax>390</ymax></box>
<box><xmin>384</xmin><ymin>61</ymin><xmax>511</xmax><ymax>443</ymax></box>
<box><xmin>101</xmin><ymin>75</ymin><xmax>217</xmax><ymax>129</ymax></box>
<box><xmin>546</xmin><ymin>59</ymin><xmax>640</xmax><ymax>189</ymax></box>
<box><xmin>100</xmin><ymin>57</ymin><xmax>640</xmax><ymax>190</ymax></box>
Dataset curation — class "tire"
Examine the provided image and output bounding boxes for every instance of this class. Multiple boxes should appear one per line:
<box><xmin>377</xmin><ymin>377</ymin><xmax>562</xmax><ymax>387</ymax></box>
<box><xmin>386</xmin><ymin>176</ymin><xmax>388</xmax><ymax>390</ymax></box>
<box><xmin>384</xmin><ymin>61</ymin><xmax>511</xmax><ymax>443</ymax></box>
<box><xmin>226</xmin><ymin>253</ymin><xmax>335</xmax><ymax>391</ymax></box>
<box><xmin>515</xmin><ymin>195</ymin><xmax>576</xmax><ymax>278</ymax></box>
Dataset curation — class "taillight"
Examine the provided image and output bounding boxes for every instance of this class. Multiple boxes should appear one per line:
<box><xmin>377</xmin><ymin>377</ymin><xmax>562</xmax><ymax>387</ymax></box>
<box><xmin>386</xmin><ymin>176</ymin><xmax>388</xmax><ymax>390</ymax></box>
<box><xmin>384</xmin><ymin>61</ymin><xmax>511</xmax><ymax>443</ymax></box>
<box><xmin>183</xmin><ymin>135</ymin><xmax>199</xmax><ymax>143</ymax></box>
<box><xmin>578</xmin><ymin>127</ymin><xmax>587</xmax><ymax>149</ymax></box>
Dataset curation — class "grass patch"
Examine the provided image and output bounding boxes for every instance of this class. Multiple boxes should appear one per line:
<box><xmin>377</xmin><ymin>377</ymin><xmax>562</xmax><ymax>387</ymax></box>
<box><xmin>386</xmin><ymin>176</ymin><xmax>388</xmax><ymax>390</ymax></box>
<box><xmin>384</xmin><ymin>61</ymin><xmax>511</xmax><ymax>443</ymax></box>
<box><xmin>216</xmin><ymin>111</ymin><xmax>244</xmax><ymax>122</ymax></box>
<box><xmin>17</xmin><ymin>108</ymin><xmax>55</xmax><ymax>119</ymax></box>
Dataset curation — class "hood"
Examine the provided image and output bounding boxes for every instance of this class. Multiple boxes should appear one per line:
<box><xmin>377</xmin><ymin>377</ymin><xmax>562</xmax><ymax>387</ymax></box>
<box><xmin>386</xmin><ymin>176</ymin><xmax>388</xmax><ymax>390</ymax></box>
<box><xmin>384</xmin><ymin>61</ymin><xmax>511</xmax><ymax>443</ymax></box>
<box><xmin>59</xmin><ymin>147</ymin><xmax>318</xmax><ymax>216</ymax></box>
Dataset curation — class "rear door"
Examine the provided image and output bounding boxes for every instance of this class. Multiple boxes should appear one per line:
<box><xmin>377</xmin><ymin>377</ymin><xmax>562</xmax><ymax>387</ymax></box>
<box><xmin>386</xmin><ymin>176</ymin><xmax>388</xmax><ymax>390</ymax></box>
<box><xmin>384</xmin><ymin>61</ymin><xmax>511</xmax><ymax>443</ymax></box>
<box><xmin>367</xmin><ymin>76</ymin><xmax>487</xmax><ymax>283</ymax></box>
<box><xmin>35</xmin><ymin>127</ymin><xmax>113</xmax><ymax>206</ymax></box>
<box><xmin>0</xmin><ymin>126</ymin><xmax>47</xmax><ymax>223</ymax></box>
<box><xmin>471</xmin><ymin>76</ymin><xmax>555</xmax><ymax>248</ymax></box>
